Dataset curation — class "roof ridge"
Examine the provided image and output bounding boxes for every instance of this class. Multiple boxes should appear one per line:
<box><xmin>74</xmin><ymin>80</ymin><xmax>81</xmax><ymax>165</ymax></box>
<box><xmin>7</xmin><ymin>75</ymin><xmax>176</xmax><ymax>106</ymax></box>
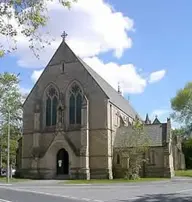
<box><xmin>77</xmin><ymin>57</ymin><xmax>141</xmax><ymax>119</ymax></box>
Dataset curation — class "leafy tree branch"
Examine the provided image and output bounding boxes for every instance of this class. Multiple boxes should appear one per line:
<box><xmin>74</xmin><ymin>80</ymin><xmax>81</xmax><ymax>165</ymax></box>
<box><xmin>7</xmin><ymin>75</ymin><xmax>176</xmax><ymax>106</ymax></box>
<box><xmin>0</xmin><ymin>0</ymin><xmax>77</xmax><ymax>57</ymax></box>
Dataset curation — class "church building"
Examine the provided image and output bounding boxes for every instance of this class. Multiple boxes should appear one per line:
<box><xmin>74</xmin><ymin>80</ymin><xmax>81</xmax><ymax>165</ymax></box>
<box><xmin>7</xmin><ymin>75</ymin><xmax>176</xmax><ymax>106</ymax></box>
<box><xmin>17</xmin><ymin>37</ymin><xmax>184</xmax><ymax>180</ymax></box>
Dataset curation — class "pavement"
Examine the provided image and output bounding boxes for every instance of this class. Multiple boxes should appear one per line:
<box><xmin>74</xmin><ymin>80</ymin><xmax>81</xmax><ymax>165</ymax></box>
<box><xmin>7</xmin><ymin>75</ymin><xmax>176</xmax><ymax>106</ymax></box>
<box><xmin>0</xmin><ymin>177</ymin><xmax>192</xmax><ymax>202</ymax></box>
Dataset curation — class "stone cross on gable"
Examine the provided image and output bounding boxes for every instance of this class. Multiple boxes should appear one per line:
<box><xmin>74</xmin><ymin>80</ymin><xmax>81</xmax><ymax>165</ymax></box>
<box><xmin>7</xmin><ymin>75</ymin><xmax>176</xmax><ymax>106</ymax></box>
<box><xmin>61</xmin><ymin>31</ymin><xmax>68</xmax><ymax>41</ymax></box>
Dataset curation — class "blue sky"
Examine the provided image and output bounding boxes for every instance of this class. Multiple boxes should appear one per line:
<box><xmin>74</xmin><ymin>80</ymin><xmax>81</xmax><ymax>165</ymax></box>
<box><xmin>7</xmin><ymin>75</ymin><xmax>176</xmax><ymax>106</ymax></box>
<box><xmin>1</xmin><ymin>0</ymin><xmax>191</xmax><ymax>127</ymax></box>
<box><xmin>103</xmin><ymin>0</ymin><xmax>192</xmax><ymax>125</ymax></box>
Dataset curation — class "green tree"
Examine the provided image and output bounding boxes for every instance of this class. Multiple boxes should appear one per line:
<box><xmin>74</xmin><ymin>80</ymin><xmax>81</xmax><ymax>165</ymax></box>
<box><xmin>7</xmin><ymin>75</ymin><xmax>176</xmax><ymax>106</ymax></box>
<box><xmin>182</xmin><ymin>138</ymin><xmax>192</xmax><ymax>169</ymax></box>
<box><xmin>0</xmin><ymin>72</ymin><xmax>22</xmax><ymax>169</ymax></box>
<box><xmin>171</xmin><ymin>127</ymin><xmax>192</xmax><ymax>169</ymax></box>
<box><xmin>0</xmin><ymin>0</ymin><xmax>77</xmax><ymax>57</ymax></box>
<box><xmin>115</xmin><ymin>121</ymin><xmax>151</xmax><ymax>179</ymax></box>
<box><xmin>0</xmin><ymin>125</ymin><xmax>21</xmax><ymax>168</ymax></box>
<box><xmin>172</xmin><ymin>128</ymin><xmax>186</xmax><ymax>137</ymax></box>
<box><xmin>171</xmin><ymin>82</ymin><xmax>192</xmax><ymax>133</ymax></box>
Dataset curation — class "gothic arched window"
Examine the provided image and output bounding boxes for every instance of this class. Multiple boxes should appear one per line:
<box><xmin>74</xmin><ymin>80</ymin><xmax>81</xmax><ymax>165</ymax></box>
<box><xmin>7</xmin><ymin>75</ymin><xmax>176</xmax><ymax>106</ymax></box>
<box><xmin>45</xmin><ymin>85</ymin><xmax>58</xmax><ymax>126</ymax></box>
<box><xmin>69</xmin><ymin>83</ymin><xmax>82</xmax><ymax>125</ymax></box>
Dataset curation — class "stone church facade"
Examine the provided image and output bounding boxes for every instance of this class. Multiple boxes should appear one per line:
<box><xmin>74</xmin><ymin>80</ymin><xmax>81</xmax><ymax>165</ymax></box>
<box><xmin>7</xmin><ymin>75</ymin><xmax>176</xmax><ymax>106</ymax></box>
<box><xmin>17</xmin><ymin>40</ymin><xmax>184</xmax><ymax>179</ymax></box>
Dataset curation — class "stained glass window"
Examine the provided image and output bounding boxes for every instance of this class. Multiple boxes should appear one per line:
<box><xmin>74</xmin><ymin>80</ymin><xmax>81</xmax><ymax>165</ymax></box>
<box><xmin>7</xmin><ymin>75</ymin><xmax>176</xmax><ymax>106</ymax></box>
<box><xmin>76</xmin><ymin>94</ymin><xmax>82</xmax><ymax>124</ymax></box>
<box><xmin>45</xmin><ymin>85</ymin><xmax>58</xmax><ymax>126</ymax></box>
<box><xmin>69</xmin><ymin>94</ymin><xmax>75</xmax><ymax>124</ymax></box>
<box><xmin>69</xmin><ymin>83</ymin><xmax>82</xmax><ymax>125</ymax></box>
<box><xmin>46</xmin><ymin>97</ymin><xmax>51</xmax><ymax>126</ymax></box>
<box><xmin>52</xmin><ymin>96</ymin><xmax>58</xmax><ymax>125</ymax></box>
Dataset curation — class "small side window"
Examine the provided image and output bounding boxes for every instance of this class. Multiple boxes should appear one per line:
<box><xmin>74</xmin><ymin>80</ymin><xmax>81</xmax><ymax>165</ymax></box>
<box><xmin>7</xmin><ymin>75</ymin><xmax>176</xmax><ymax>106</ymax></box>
<box><xmin>149</xmin><ymin>150</ymin><xmax>155</xmax><ymax>165</ymax></box>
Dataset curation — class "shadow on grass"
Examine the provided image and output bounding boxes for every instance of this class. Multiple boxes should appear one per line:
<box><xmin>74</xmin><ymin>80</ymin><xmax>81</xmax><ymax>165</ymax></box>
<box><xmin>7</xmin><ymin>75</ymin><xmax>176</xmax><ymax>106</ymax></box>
<box><xmin>121</xmin><ymin>193</ymin><xmax>192</xmax><ymax>202</ymax></box>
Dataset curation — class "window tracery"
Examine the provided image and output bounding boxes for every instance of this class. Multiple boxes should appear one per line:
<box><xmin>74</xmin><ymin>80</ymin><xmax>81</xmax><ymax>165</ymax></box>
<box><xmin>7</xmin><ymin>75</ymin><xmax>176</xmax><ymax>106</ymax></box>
<box><xmin>45</xmin><ymin>85</ymin><xmax>58</xmax><ymax>126</ymax></box>
<box><xmin>69</xmin><ymin>83</ymin><xmax>82</xmax><ymax>125</ymax></box>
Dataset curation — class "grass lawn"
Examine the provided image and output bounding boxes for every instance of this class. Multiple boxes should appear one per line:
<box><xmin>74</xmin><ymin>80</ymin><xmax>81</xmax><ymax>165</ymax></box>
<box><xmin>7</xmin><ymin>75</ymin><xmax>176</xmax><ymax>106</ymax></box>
<box><xmin>175</xmin><ymin>170</ymin><xmax>192</xmax><ymax>177</ymax></box>
<box><xmin>0</xmin><ymin>177</ymin><xmax>31</xmax><ymax>183</ymax></box>
<box><xmin>64</xmin><ymin>178</ymin><xmax>168</xmax><ymax>184</ymax></box>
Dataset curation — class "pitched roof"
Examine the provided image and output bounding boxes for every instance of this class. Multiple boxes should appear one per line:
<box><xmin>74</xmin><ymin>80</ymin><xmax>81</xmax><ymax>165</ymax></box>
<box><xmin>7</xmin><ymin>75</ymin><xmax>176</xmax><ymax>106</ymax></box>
<box><xmin>153</xmin><ymin>116</ymin><xmax>161</xmax><ymax>124</ymax></box>
<box><xmin>23</xmin><ymin>41</ymin><xmax>140</xmax><ymax>120</ymax></box>
<box><xmin>114</xmin><ymin>123</ymin><xmax>168</xmax><ymax>147</ymax></box>
<box><xmin>78</xmin><ymin>57</ymin><xmax>140</xmax><ymax>119</ymax></box>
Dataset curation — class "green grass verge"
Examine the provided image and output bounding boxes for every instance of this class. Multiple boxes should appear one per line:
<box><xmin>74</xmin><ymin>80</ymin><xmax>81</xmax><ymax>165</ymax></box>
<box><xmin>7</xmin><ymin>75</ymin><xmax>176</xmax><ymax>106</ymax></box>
<box><xmin>0</xmin><ymin>177</ymin><xmax>31</xmax><ymax>183</ymax></box>
<box><xmin>175</xmin><ymin>170</ymin><xmax>192</xmax><ymax>177</ymax></box>
<box><xmin>64</xmin><ymin>178</ymin><xmax>167</xmax><ymax>184</ymax></box>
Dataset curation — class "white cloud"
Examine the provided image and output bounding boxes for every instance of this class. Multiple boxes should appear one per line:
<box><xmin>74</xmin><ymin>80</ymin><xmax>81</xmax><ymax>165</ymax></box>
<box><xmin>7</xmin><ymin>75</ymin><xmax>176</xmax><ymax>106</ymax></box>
<box><xmin>1</xmin><ymin>0</ymin><xmax>134</xmax><ymax>68</ymax></box>
<box><xmin>31</xmin><ymin>57</ymin><xmax>147</xmax><ymax>94</ymax></box>
<box><xmin>30</xmin><ymin>57</ymin><xmax>147</xmax><ymax>94</ymax></box>
<box><xmin>19</xmin><ymin>86</ymin><xmax>31</xmax><ymax>95</ymax></box>
<box><xmin>1</xmin><ymin>0</ymin><xmax>166</xmax><ymax>95</ymax></box>
<box><xmin>31</xmin><ymin>70</ymin><xmax>44</xmax><ymax>83</ymax></box>
<box><xmin>30</xmin><ymin>57</ymin><xmax>167</xmax><ymax>94</ymax></box>
<box><xmin>84</xmin><ymin>57</ymin><xmax>146</xmax><ymax>94</ymax></box>
<box><xmin>19</xmin><ymin>86</ymin><xmax>31</xmax><ymax>104</ymax></box>
<box><xmin>148</xmin><ymin>70</ymin><xmax>166</xmax><ymax>83</ymax></box>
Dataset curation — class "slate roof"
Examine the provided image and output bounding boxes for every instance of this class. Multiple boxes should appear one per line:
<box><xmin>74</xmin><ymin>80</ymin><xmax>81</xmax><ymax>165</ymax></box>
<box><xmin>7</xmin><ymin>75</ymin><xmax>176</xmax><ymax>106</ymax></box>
<box><xmin>78</xmin><ymin>57</ymin><xmax>140</xmax><ymax>119</ymax></box>
<box><xmin>114</xmin><ymin>123</ymin><xmax>168</xmax><ymax>147</ymax></box>
<box><xmin>153</xmin><ymin>117</ymin><xmax>161</xmax><ymax>124</ymax></box>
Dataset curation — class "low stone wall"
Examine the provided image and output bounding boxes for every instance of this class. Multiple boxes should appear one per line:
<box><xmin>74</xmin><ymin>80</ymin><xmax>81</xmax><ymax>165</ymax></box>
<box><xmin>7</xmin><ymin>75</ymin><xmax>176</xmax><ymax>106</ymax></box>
<box><xmin>90</xmin><ymin>168</ymin><xmax>112</xmax><ymax>179</ymax></box>
<box><xmin>145</xmin><ymin>167</ymin><xmax>173</xmax><ymax>178</ymax></box>
<box><xmin>113</xmin><ymin>166</ymin><xmax>173</xmax><ymax>179</ymax></box>
<box><xmin>20</xmin><ymin>166</ymin><xmax>173</xmax><ymax>180</ymax></box>
<box><xmin>19</xmin><ymin>168</ymin><xmax>55</xmax><ymax>179</ymax></box>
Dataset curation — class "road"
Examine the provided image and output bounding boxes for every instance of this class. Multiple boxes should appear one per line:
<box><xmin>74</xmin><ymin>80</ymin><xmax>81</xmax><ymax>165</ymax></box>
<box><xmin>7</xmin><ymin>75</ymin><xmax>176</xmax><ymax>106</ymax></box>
<box><xmin>0</xmin><ymin>177</ymin><xmax>192</xmax><ymax>202</ymax></box>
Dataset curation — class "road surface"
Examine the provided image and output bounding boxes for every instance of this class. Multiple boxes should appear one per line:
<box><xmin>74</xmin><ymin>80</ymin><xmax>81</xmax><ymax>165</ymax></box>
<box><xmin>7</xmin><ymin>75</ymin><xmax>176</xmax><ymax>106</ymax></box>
<box><xmin>0</xmin><ymin>177</ymin><xmax>192</xmax><ymax>202</ymax></box>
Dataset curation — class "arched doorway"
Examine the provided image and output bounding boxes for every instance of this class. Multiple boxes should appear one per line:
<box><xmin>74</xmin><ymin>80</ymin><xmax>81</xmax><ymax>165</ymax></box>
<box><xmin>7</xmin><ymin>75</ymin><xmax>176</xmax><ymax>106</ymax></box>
<box><xmin>56</xmin><ymin>149</ymin><xmax>69</xmax><ymax>175</ymax></box>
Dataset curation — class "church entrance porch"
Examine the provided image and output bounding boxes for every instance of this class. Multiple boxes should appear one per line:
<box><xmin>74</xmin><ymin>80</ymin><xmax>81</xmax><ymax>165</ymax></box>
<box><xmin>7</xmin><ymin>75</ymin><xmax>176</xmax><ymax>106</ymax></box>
<box><xmin>56</xmin><ymin>148</ymin><xmax>69</xmax><ymax>176</ymax></box>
